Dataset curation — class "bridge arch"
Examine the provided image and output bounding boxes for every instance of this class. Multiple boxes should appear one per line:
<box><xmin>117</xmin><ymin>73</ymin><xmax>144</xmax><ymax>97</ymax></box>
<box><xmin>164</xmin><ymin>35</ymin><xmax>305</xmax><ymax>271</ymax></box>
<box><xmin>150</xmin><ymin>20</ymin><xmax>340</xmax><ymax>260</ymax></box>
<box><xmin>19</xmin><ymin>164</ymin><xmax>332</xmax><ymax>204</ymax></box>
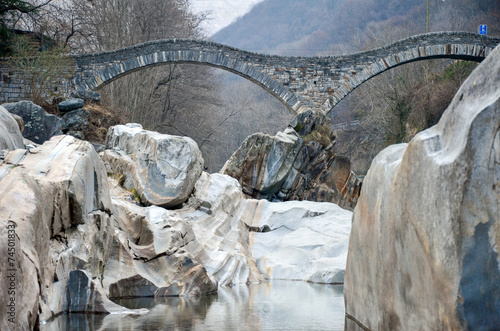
<box><xmin>327</xmin><ymin>32</ymin><xmax>499</xmax><ymax>110</ymax></box>
<box><xmin>70</xmin><ymin>32</ymin><xmax>499</xmax><ymax>115</ymax></box>
<box><xmin>72</xmin><ymin>40</ymin><xmax>301</xmax><ymax>114</ymax></box>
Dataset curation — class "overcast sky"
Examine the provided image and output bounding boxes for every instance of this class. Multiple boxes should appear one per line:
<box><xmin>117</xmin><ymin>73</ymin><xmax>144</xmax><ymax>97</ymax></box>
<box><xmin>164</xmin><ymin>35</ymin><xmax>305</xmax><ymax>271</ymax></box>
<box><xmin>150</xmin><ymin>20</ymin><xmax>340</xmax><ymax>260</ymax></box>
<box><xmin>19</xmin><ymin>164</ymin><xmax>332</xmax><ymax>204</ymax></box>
<box><xmin>190</xmin><ymin>0</ymin><xmax>265</xmax><ymax>35</ymax></box>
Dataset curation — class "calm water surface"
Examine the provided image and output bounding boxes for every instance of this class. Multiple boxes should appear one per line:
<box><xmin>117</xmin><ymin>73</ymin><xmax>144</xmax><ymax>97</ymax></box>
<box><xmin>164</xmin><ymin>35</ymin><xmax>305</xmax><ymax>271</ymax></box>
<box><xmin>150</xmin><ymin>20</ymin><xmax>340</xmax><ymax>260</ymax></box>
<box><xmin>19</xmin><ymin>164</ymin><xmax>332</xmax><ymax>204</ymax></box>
<box><xmin>42</xmin><ymin>281</ymin><xmax>344</xmax><ymax>330</ymax></box>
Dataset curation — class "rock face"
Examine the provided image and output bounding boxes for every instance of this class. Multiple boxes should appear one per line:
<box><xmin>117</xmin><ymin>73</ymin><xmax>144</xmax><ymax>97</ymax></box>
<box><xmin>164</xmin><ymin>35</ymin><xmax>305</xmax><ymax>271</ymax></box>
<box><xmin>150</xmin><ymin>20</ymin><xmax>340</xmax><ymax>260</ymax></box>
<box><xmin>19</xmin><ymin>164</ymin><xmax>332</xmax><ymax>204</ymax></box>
<box><xmin>222</xmin><ymin>110</ymin><xmax>361</xmax><ymax>210</ymax></box>
<box><xmin>2</xmin><ymin>100</ymin><xmax>62</xmax><ymax>144</ymax></box>
<box><xmin>0</xmin><ymin>135</ymin><xmax>132</xmax><ymax>329</ymax></box>
<box><xmin>57</xmin><ymin>98</ymin><xmax>84</xmax><ymax>112</ymax></box>
<box><xmin>344</xmin><ymin>45</ymin><xmax>500</xmax><ymax>330</ymax></box>
<box><xmin>103</xmin><ymin>123</ymin><xmax>204</xmax><ymax>208</ymax></box>
<box><xmin>104</xmin><ymin>187</ymin><xmax>218</xmax><ymax>298</ymax></box>
<box><xmin>244</xmin><ymin>200</ymin><xmax>352</xmax><ymax>283</ymax></box>
<box><xmin>0</xmin><ymin>105</ymin><xmax>24</xmax><ymax>150</ymax></box>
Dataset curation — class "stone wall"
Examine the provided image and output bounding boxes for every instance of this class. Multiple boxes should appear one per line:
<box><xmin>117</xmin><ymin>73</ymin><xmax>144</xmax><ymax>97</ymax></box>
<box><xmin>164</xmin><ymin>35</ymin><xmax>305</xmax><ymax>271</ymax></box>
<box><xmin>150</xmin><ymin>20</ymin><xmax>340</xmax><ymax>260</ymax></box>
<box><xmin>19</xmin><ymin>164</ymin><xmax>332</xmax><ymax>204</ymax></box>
<box><xmin>0</xmin><ymin>60</ymin><xmax>73</xmax><ymax>103</ymax></box>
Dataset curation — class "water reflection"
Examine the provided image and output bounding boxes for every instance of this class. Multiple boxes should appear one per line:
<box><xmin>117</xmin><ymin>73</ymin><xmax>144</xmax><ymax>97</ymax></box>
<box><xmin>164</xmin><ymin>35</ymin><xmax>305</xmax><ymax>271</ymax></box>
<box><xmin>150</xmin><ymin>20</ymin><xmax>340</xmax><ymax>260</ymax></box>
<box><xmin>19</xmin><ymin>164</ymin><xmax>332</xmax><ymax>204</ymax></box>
<box><xmin>41</xmin><ymin>281</ymin><xmax>344</xmax><ymax>330</ymax></box>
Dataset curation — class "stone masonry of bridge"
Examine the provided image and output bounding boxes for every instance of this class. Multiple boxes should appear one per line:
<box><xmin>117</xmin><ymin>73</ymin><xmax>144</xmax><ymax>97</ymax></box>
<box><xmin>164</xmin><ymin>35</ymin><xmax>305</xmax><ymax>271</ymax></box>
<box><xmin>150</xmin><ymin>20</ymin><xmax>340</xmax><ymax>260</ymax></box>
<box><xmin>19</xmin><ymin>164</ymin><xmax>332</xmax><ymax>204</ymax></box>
<box><xmin>1</xmin><ymin>32</ymin><xmax>499</xmax><ymax>114</ymax></box>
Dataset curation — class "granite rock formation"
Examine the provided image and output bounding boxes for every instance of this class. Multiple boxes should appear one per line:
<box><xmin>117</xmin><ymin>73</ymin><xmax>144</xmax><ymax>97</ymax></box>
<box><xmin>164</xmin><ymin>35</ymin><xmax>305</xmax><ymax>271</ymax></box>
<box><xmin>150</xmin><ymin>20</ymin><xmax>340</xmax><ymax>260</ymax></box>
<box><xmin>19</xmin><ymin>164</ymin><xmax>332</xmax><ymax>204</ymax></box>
<box><xmin>222</xmin><ymin>110</ymin><xmax>361</xmax><ymax>210</ymax></box>
<box><xmin>0</xmin><ymin>113</ymin><xmax>353</xmax><ymax>328</ymax></box>
<box><xmin>0</xmin><ymin>135</ymin><xmax>142</xmax><ymax>329</ymax></box>
<box><xmin>344</xmin><ymin>45</ymin><xmax>500</xmax><ymax>330</ymax></box>
<box><xmin>102</xmin><ymin>123</ymin><xmax>204</xmax><ymax>208</ymax></box>
<box><xmin>0</xmin><ymin>105</ymin><xmax>24</xmax><ymax>150</ymax></box>
<box><xmin>2</xmin><ymin>100</ymin><xmax>62</xmax><ymax>144</ymax></box>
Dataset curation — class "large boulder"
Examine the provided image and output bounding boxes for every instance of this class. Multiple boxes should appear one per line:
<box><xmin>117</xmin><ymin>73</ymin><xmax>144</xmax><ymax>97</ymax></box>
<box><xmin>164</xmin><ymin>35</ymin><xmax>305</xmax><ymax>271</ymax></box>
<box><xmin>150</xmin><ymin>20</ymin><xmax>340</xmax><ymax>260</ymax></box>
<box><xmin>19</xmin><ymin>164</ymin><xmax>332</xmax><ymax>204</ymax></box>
<box><xmin>0</xmin><ymin>135</ymin><xmax>145</xmax><ymax>329</ymax></box>
<box><xmin>0</xmin><ymin>105</ymin><xmax>24</xmax><ymax>150</ymax></box>
<box><xmin>104</xmin><ymin>183</ymin><xmax>218</xmax><ymax>298</ymax></box>
<box><xmin>344</xmin><ymin>46</ymin><xmax>500</xmax><ymax>330</ymax></box>
<box><xmin>2</xmin><ymin>100</ymin><xmax>62</xmax><ymax>144</ymax></box>
<box><xmin>222</xmin><ymin>115</ymin><xmax>361</xmax><ymax>210</ymax></box>
<box><xmin>102</xmin><ymin>124</ymin><xmax>204</xmax><ymax>208</ymax></box>
<box><xmin>221</xmin><ymin>128</ymin><xmax>303</xmax><ymax>197</ymax></box>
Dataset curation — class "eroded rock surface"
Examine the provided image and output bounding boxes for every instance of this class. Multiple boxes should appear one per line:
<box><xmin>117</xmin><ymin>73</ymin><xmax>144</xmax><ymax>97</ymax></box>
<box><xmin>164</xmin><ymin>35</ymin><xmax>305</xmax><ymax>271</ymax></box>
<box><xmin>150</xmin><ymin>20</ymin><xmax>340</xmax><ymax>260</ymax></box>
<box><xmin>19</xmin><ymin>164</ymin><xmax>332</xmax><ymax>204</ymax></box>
<box><xmin>244</xmin><ymin>200</ymin><xmax>352</xmax><ymax>283</ymax></box>
<box><xmin>108</xmin><ymin>170</ymin><xmax>353</xmax><ymax>287</ymax></box>
<box><xmin>344</xmin><ymin>45</ymin><xmax>500</xmax><ymax>330</ymax></box>
<box><xmin>0</xmin><ymin>135</ymin><xmax>141</xmax><ymax>329</ymax></box>
<box><xmin>2</xmin><ymin>100</ymin><xmax>62</xmax><ymax>144</ymax></box>
<box><xmin>222</xmin><ymin>111</ymin><xmax>361</xmax><ymax>210</ymax></box>
<box><xmin>103</xmin><ymin>123</ymin><xmax>203</xmax><ymax>208</ymax></box>
<box><xmin>180</xmin><ymin>172</ymin><xmax>352</xmax><ymax>285</ymax></box>
<box><xmin>0</xmin><ymin>105</ymin><xmax>24</xmax><ymax>150</ymax></box>
<box><xmin>104</xmin><ymin>185</ymin><xmax>218</xmax><ymax>298</ymax></box>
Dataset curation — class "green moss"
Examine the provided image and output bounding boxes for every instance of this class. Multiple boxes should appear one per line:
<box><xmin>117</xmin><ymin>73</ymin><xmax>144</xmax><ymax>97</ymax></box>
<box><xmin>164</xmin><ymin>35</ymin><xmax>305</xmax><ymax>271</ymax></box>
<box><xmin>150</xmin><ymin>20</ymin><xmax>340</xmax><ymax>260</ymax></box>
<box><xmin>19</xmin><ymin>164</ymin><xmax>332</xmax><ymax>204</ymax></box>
<box><xmin>302</xmin><ymin>123</ymin><xmax>333</xmax><ymax>147</ymax></box>
<box><xmin>129</xmin><ymin>187</ymin><xmax>141</xmax><ymax>203</ymax></box>
<box><xmin>293</xmin><ymin>122</ymin><xmax>303</xmax><ymax>132</ymax></box>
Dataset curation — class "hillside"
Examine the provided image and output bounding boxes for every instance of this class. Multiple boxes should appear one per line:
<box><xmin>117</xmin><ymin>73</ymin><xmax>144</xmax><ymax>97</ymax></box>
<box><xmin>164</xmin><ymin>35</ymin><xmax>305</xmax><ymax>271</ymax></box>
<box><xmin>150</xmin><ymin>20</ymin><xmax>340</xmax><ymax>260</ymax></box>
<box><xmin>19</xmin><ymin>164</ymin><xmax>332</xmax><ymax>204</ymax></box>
<box><xmin>214</xmin><ymin>0</ymin><xmax>426</xmax><ymax>55</ymax></box>
<box><xmin>214</xmin><ymin>0</ymin><xmax>498</xmax><ymax>56</ymax></box>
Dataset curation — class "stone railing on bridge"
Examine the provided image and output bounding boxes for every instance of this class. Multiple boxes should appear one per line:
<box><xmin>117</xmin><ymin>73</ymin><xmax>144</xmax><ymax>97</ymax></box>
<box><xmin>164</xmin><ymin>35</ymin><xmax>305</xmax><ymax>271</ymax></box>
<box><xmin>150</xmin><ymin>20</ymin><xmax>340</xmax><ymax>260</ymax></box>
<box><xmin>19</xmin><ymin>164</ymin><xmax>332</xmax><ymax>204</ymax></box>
<box><xmin>1</xmin><ymin>32</ymin><xmax>498</xmax><ymax>114</ymax></box>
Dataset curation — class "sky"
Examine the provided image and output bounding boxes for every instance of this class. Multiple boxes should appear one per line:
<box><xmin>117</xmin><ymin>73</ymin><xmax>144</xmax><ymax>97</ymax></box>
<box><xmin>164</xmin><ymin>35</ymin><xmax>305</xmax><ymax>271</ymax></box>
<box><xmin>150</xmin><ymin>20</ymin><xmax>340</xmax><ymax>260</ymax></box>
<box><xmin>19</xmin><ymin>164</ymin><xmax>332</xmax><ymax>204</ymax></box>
<box><xmin>190</xmin><ymin>0</ymin><xmax>265</xmax><ymax>35</ymax></box>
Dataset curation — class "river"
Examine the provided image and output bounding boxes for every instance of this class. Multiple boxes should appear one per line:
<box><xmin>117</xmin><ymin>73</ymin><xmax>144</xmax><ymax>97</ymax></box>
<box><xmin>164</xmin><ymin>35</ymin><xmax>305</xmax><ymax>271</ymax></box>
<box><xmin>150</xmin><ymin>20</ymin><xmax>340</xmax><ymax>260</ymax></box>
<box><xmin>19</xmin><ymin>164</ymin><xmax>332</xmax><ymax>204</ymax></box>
<box><xmin>41</xmin><ymin>281</ymin><xmax>345</xmax><ymax>330</ymax></box>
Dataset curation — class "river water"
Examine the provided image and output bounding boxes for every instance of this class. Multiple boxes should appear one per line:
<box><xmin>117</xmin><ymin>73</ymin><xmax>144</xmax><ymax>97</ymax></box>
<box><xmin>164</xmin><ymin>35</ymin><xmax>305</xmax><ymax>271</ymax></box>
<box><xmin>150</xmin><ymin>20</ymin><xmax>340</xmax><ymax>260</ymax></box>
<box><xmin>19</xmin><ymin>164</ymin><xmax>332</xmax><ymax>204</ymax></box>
<box><xmin>41</xmin><ymin>281</ymin><xmax>345</xmax><ymax>330</ymax></box>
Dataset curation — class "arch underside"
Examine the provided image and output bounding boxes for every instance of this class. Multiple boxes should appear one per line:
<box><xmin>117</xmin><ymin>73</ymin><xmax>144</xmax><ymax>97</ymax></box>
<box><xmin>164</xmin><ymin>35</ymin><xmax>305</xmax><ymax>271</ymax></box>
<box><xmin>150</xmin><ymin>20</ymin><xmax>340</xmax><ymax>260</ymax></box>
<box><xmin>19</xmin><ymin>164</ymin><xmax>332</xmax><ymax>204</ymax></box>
<box><xmin>327</xmin><ymin>51</ymin><xmax>493</xmax><ymax>113</ymax></box>
<box><xmin>75</xmin><ymin>58</ymin><xmax>301</xmax><ymax>115</ymax></box>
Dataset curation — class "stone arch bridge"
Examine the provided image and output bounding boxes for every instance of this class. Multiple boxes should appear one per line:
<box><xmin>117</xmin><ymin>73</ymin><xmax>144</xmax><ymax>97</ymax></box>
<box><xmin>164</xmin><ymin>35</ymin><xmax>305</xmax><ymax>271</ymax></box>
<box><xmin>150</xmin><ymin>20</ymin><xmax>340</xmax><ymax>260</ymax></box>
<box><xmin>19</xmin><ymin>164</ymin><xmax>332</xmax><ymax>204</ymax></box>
<box><xmin>2</xmin><ymin>32</ymin><xmax>499</xmax><ymax>114</ymax></box>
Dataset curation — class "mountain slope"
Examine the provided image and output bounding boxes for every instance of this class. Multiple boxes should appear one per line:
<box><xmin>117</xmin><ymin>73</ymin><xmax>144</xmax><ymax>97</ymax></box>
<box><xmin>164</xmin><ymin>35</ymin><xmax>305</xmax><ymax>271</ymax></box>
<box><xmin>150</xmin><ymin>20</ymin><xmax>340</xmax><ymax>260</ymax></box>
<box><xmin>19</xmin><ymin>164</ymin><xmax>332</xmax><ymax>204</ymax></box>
<box><xmin>213</xmin><ymin>0</ymin><xmax>499</xmax><ymax>56</ymax></box>
<box><xmin>213</xmin><ymin>0</ymin><xmax>426</xmax><ymax>55</ymax></box>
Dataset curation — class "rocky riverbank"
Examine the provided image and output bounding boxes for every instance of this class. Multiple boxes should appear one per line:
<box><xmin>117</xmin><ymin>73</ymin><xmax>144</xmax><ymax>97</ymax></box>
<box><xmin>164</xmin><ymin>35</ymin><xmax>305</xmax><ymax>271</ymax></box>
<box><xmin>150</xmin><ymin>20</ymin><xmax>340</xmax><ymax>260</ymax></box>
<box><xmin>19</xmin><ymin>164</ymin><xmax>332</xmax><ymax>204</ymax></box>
<box><xmin>0</xmin><ymin>107</ymin><xmax>352</xmax><ymax>329</ymax></box>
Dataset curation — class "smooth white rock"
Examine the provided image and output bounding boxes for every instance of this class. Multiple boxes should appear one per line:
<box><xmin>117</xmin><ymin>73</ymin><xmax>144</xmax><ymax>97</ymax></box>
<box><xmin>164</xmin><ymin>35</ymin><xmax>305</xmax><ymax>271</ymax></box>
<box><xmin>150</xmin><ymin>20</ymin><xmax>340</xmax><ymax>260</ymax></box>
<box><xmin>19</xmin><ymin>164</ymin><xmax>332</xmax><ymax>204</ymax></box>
<box><xmin>103</xmin><ymin>123</ymin><xmax>204</xmax><ymax>208</ymax></box>
<box><xmin>243</xmin><ymin>200</ymin><xmax>352</xmax><ymax>283</ymax></box>
<box><xmin>0</xmin><ymin>105</ymin><xmax>24</xmax><ymax>150</ymax></box>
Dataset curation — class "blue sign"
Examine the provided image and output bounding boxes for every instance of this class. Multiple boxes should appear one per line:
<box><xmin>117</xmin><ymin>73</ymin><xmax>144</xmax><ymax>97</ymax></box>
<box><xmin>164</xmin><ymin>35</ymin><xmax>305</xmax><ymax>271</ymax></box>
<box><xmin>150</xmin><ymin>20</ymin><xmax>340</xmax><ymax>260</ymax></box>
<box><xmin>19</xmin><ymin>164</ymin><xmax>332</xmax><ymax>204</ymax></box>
<box><xmin>479</xmin><ymin>24</ymin><xmax>487</xmax><ymax>35</ymax></box>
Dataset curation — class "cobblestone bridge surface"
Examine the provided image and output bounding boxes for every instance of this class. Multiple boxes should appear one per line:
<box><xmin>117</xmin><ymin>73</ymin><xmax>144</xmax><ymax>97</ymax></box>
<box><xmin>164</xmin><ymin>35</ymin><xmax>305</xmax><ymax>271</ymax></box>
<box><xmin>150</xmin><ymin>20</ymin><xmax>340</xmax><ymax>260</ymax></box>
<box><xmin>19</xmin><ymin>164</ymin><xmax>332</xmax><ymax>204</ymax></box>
<box><xmin>2</xmin><ymin>32</ymin><xmax>499</xmax><ymax>114</ymax></box>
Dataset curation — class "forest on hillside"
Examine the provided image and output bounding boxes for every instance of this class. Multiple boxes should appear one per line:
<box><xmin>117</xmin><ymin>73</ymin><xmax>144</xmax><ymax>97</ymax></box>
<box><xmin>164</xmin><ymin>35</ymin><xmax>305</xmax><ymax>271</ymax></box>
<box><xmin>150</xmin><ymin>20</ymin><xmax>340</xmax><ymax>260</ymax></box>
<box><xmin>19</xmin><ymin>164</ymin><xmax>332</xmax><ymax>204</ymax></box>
<box><xmin>215</xmin><ymin>0</ymin><xmax>499</xmax><ymax>56</ymax></box>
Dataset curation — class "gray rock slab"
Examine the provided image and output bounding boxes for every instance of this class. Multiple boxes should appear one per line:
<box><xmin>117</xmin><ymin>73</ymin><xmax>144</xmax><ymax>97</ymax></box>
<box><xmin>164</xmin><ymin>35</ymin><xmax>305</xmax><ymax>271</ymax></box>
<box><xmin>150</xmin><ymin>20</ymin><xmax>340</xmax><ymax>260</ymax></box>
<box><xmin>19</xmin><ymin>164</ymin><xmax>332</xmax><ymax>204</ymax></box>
<box><xmin>58</xmin><ymin>98</ymin><xmax>84</xmax><ymax>112</ymax></box>
<box><xmin>344</xmin><ymin>44</ymin><xmax>500</xmax><ymax>330</ymax></box>
<box><xmin>2</xmin><ymin>100</ymin><xmax>62</xmax><ymax>144</ymax></box>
